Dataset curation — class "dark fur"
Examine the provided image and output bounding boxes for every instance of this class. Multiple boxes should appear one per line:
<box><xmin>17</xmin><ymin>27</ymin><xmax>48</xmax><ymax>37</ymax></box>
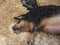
<box><xmin>21</xmin><ymin>0</ymin><xmax>37</xmax><ymax>9</ymax></box>
<box><xmin>14</xmin><ymin>5</ymin><xmax>60</xmax><ymax>25</ymax></box>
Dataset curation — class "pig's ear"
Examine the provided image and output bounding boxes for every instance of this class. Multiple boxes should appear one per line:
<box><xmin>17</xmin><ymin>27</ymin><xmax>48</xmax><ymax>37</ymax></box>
<box><xmin>21</xmin><ymin>0</ymin><xmax>37</xmax><ymax>10</ymax></box>
<box><xmin>14</xmin><ymin>15</ymin><xmax>25</xmax><ymax>20</ymax></box>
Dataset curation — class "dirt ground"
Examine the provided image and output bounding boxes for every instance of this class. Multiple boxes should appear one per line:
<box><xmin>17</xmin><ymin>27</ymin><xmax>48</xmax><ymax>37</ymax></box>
<box><xmin>0</xmin><ymin>0</ymin><xmax>60</xmax><ymax>45</ymax></box>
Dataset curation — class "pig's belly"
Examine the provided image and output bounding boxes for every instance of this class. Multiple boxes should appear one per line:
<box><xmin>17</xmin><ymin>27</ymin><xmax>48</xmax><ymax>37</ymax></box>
<box><xmin>41</xmin><ymin>14</ymin><xmax>60</xmax><ymax>34</ymax></box>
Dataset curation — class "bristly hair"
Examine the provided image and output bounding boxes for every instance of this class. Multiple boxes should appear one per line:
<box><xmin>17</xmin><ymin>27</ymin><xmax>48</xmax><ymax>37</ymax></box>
<box><xmin>21</xmin><ymin>0</ymin><xmax>37</xmax><ymax>10</ymax></box>
<box><xmin>14</xmin><ymin>5</ymin><xmax>60</xmax><ymax>25</ymax></box>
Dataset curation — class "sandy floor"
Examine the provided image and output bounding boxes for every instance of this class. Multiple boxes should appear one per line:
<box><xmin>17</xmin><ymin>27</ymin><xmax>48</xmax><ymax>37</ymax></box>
<box><xmin>0</xmin><ymin>0</ymin><xmax>60</xmax><ymax>45</ymax></box>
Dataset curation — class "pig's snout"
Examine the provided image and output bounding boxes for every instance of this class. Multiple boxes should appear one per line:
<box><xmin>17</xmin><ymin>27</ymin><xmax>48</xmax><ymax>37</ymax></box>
<box><xmin>12</xmin><ymin>24</ymin><xmax>19</xmax><ymax>30</ymax></box>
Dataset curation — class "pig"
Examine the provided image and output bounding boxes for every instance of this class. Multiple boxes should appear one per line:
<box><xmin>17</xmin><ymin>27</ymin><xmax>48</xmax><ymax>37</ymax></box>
<box><xmin>12</xmin><ymin>5</ymin><xmax>60</xmax><ymax>34</ymax></box>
